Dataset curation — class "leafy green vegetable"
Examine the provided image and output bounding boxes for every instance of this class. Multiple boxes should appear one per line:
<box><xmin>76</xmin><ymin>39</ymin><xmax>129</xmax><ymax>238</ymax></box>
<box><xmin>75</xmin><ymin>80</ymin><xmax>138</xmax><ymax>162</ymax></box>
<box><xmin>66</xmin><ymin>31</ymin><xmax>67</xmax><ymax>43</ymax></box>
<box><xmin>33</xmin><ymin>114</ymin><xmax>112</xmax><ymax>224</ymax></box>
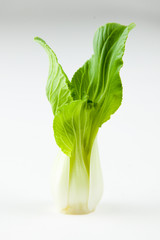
<box><xmin>35</xmin><ymin>22</ymin><xmax>135</xmax><ymax>214</ymax></box>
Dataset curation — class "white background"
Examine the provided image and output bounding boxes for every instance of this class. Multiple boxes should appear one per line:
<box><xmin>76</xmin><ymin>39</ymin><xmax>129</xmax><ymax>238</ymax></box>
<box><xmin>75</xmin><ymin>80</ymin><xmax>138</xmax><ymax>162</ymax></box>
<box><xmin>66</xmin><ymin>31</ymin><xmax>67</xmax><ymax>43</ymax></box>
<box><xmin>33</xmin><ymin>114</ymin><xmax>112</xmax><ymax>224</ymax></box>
<box><xmin>0</xmin><ymin>0</ymin><xmax>160</xmax><ymax>239</ymax></box>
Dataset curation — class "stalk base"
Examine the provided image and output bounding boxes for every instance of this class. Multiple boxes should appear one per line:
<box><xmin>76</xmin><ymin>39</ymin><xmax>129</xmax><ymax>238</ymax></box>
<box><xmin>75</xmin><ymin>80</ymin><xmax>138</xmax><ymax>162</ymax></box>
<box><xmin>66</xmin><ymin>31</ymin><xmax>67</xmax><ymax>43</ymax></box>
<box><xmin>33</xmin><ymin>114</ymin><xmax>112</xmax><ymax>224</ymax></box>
<box><xmin>60</xmin><ymin>205</ymin><xmax>95</xmax><ymax>215</ymax></box>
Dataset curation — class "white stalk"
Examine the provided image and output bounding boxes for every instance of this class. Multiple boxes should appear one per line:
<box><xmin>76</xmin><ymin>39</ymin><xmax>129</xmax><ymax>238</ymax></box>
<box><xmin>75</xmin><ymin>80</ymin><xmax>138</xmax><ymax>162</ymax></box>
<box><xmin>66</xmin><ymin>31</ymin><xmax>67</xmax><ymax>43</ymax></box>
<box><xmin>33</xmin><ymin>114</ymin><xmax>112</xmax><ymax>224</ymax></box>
<box><xmin>51</xmin><ymin>136</ymin><xmax>103</xmax><ymax>214</ymax></box>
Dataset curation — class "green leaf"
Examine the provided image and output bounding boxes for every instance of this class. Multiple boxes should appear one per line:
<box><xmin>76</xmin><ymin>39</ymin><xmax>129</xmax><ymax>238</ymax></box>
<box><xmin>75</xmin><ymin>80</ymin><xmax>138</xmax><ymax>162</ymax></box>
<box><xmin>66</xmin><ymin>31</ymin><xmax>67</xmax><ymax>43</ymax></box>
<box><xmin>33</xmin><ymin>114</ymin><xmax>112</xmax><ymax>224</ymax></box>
<box><xmin>34</xmin><ymin>37</ymin><xmax>72</xmax><ymax>115</ymax></box>
<box><xmin>70</xmin><ymin>23</ymin><xmax>135</xmax><ymax>126</ymax></box>
<box><xmin>53</xmin><ymin>100</ymin><xmax>98</xmax><ymax>163</ymax></box>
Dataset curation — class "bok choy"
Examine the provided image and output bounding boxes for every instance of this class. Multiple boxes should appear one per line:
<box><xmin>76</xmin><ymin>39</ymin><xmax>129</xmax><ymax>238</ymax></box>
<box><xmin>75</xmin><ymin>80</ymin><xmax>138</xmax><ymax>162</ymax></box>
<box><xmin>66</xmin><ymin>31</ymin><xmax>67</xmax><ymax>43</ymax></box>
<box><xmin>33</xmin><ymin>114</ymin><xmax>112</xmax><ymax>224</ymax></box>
<box><xmin>34</xmin><ymin>22</ymin><xmax>135</xmax><ymax>214</ymax></box>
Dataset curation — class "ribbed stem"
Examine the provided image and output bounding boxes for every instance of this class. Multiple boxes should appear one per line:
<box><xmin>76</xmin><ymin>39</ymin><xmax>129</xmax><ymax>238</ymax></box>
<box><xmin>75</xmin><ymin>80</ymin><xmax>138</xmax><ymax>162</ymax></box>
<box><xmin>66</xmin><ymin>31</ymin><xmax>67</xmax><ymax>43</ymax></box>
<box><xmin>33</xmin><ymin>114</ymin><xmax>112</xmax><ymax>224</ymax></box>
<box><xmin>51</xmin><ymin>136</ymin><xmax>103</xmax><ymax>214</ymax></box>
